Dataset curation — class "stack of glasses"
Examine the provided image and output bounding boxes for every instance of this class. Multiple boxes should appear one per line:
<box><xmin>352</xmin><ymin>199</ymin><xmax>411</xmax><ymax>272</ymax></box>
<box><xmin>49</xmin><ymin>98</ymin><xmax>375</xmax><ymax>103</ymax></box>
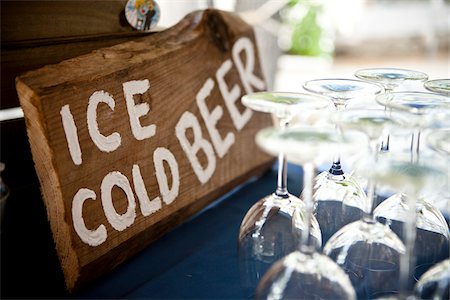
<box><xmin>237</xmin><ymin>68</ymin><xmax>449</xmax><ymax>300</ymax></box>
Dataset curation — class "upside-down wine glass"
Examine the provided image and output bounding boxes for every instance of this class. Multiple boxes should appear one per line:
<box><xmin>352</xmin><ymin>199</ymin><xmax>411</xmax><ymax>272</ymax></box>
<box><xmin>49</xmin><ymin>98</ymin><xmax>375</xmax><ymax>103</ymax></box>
<box><xmin>424</xmin><ymin>78</ymin><xmax>450</xmax><ymax>96</ymax></box>
<box><xmin>426</xmin><ymin>128</ymin><xmax>450</xmax><ymax>219</ymax></box>
<box><xmin>254</xmin><ymin>126</ymin><xmax>367</xmax><ymax>299</ymax></box>
<box><xmin>374</xmin><ymin>92</ymin><xmax>450</xmax><ymax>280</ymax></box>
<box><xmin>323</xmin><ymin>108</ymin><xmax>413</xmax><ymax>299</ymax></box>
<box><xmin>414</xmin><ymin>113</ymin><xmax>450</xmax><ymax>229</ymax></box>
<box><xmin>355</xmin><ymin>68</ymin><xmax>428</xmax><ymax>152</ymax></box>
<box><xmin>374</xmin><ymin>191</ymin><xmax>450</xmax><ymax>282</ymax></box>
<box><xmin>238</xmin><ymin>92</ymin><xmax>331</xmax><ymax>297</ymax></box>
<box><xmin>414</xmin><ymin>258</ymin><xmax>449</xmax><ymax>299</ymax></box>
<box><xmin>355</xmin><ymin>68</ymin><xmax>428</xmax><ymax>93</ymax></box>
<box><xmin>354</xmin><ymin>153</ymin><xmax>448</xmax><ymax>295</ymax></box>
<box><xmin>376</xmin><ymin>91</ymin><xmax>450</xmax><ymax>163</ymax></box>
<box><xmin>302</xmin><ymin>79</ymin><xmax>383</xmax><ymax>245</ymax></box>
<box><xmin>416</xmin><ymin>129</ymin><xmax>450</xmax><ymax>299</ymax></box>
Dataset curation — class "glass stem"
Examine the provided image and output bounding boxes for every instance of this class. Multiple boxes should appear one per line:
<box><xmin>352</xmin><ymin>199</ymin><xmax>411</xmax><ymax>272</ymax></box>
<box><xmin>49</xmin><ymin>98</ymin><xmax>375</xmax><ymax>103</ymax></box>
<box><xmin>300</xmin><ymin>163</ymin><xmax>316</xmax><ymax>253</ymax></box>
<box><xmin>329</xmin><ymin>155</ymin><xmax>344</xmax><ymax>176</ymax></box>
<box><xmin>381</xmin><ymin>107</ymin><xmax>391</xmax><ymax>152</ymax></box>
<box><xmin>275</xmin><ymin>119</ymin><xmax>289</xmax><ymax>197</ymax></box>
<box><xmin>364</xmin><ymin>179</ymin><xmax>376</xmax><ymax>222</ymax></box>
<box><xmin>380</xmin><ymin>134</ymin><xmax>390</xmax><ymax>152</ymax></box>
<box><xmin>329</xmin><ymin>119</ymin><xmax>344</xmax><ymax>177</ymax></box>
<box><xmin>379</xmin><ymin>87</ymin><xmax>394</xmax><ymax>151</ymax></box>
<box><xmin>364</xmin><ymin>139</ymin><xmax>380</xmax><ymax>221</ymax></box>
<box><xmin>410</xmin><ymin>129</ymin><xmax>421</xmax><ymax>163</ymax></box>
<box><xmin>399</xmin><ymin>190</ymin><xmax>417</xmax><ymax>295</ymax></box>
<box><xmin>275</xmin><ymin>153</ymin><xmax>288</xmax><ymax>197</ymax></box>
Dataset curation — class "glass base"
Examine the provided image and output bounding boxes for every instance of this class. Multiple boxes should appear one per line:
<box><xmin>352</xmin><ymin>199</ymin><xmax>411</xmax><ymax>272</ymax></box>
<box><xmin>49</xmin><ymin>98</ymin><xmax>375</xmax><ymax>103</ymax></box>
<box><xmin>374</xmin><ymin>194</ymin><xmax>450</xmax><ymax>282</ymax></box>
<box><xmin>255</xmin><ymin>251</ymin><xmax>356</xmax><ymax>299</ymax></box>
<box><xmin>238</xmin><ymin>193</ymin><xmax>321</xmax><ymax>298</ymax></box>
<box><xmin>414</xmin><ymin>259</ymin><xmax>450</xmax><ymax>300</ymax></box>
<box><xmin>324</xmin><ymin>220</ymin><xmax>405</xmax><ymax>299</ymax></box>
<box><xmin>312</xmin><ymin>171</ymin><xmax>368</xmax><ymax>245</ymax></box>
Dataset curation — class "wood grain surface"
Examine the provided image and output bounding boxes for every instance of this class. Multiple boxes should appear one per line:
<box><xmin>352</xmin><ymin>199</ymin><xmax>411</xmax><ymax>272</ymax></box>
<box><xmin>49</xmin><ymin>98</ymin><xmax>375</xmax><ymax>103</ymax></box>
<box><xmin>1</xmin><ymin>0</ymin><xmax>153</xmax><ymax>109</ymax></box>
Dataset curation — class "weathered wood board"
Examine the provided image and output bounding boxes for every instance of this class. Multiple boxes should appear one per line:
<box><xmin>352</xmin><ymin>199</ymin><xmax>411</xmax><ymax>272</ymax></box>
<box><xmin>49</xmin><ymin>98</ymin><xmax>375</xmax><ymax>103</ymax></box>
<box><xmin>16</xmin><ymin>9</ymin><xmax>273</xmax><ymax>291</ymax></box>
<box><xmin>1</xmin><ymin>0</ymin><xmax>143</xmax><ymax>109</ymax></box>
<box><xmin>1</xmin><ymin>0</ymin><xmax>130</xmax><ymax>42</ymax></box>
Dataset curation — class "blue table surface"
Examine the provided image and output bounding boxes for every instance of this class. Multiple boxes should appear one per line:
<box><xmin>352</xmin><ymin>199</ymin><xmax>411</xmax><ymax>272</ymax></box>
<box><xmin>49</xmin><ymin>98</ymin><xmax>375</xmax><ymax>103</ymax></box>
<box><xmin>0</xmin><ymin>162</ymin><xmax>303</xmax><ymax>299</ymax></box>
<box><xmin>78</xmin><ymin>163</ymin><xmax>303</xmax><ymax>299</ymax></box>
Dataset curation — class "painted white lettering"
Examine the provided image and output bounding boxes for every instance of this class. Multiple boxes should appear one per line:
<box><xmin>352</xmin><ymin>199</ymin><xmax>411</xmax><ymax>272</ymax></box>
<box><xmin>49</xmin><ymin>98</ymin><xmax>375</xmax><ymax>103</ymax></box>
<box><xmin>153</xmin><ymin>147</ymin><xmax>180</xmax><ymax>205</ymax></box>
<box><xmin>175</xmin><ymin>112</ymin><xmax>216</xmax><ymax>184</ymax></box>
<box><xmin>87</xmin><ymin>91</ymin><xmax>122</xmax><ymax>152</ymax></box>
<box><xmin>232</xmin><ymin>37</ymin><xmax>265</xmax><ymax>94</ymax></box>
<box><xmin>123</xmin><ymin>79</ymin><xmax>156</xmax><ymax>141</ymax></box>
<box><xmin>132</xmin><ymin>164</ymin><xmax>162</xmax><ymax>216</ymax></box>
<box><xmin>217</xmin><ymin>59</ymin><xmax>251</xmax><ymax>131</ymax></box>
<box><xmin>197</xmin><ymin>78</ymin><xmax>235</xmax><ymax>158</ymax></box>
<box><xmin>60</xmin><ymin>105</ymin><xmax>82</xmax><ymax>165</ymax></box>
<box><xmin>72</xmin><ymin>188</ymin><xmax>107</xmax><ymax>246</ymax></box>
<box><xmin>101</xmin><ymin>171</ymin><xmax>136</xmax><ymax>231</ymax></box>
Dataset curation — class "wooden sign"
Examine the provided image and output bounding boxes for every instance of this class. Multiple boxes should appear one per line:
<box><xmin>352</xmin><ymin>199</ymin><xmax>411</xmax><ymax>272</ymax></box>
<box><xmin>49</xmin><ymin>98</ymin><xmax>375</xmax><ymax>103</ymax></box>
<box><xmin>16</xmin><ymin>9</ymin><xmax>273</xmax><ymax>291</ymax></box>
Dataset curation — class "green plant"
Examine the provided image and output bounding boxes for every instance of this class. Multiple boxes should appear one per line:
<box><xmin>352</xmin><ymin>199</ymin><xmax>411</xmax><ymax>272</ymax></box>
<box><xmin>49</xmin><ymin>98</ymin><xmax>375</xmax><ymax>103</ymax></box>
<box><xmin>282</xmin><ymin>0</ymin><xmax>334</xmax><ymax>58</ymax></box>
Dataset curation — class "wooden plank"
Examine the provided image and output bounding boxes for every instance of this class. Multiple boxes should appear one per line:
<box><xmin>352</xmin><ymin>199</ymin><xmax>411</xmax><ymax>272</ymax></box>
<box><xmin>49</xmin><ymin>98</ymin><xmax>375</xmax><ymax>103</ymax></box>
<box><xmin>0</xmin><ymin>0</ymin><xmax>157</xmax><ymax>109</ymax></box>
<box><xmin>16</xmin><ymin>9</ymin><xmax>273</xmax><ymax>291</ymax></box>
<box><xmin>1</xmin><ymin>35</ymin><xmax>151</xmax><ymax>109</ymax></box>
<box><xmin>1</xmin><ymin>1</ymin><xmax>131</xmax><ymax>42</ymax></box>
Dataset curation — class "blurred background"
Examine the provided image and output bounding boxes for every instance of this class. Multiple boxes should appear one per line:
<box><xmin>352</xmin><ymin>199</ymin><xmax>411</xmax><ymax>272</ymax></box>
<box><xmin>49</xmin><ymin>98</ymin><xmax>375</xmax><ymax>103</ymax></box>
<box><xmin>1</xmin><ymin>0</ymin><xmax>448</xmax><ymax>113</ymax></box>
<box><xmin>156</xmin><ymin>0</ymin><xmax>449</xmax><ymax>91</ymax></box>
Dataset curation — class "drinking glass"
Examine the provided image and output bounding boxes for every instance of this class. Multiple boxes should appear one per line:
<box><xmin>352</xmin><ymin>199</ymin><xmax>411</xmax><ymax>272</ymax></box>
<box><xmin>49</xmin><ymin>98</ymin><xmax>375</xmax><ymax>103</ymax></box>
<box><xmin>355</xmin><ymin>68</ymin><xmax>428</xmax><ymax>154</ymax></box>
<box><xmin>353</xmin><ymin>154</ymin><xmax>448</xmax><ymax>295</ymax></box>
<box><xmin>374</xmin><ymin>192</ymin><xmax>449</xmax><ymax>281</ymax></box>
<box><xmin>355</xmin><ymin>68</ymin><xmax>428</xmax><ymax>92</ymax></box>
<box><xmin>303</xmin><ymin>79</ymin><xmax>382</xmax><ymax>244</ymax></box>
<box><xmin>238</xmin><ymin>92</ymin><xmax>331</xmax><ymax>297</ymax></box>
<box><xmin>373</xmin><ymin>93</ymin><xmax>450</xmax><ymax>279</ymax></box>
<box><xmin>375</xmin><ymin>91</ymin><xmax>450</xmax><ymax>163</ymax></box>
<box><xmin>414</xmin><ymin>259</ymin><xmax>449</xmax><ymax>299</ymax></box>
<box><xmin>426</xmin><ymin>128</ymin><xmax>450</xmax><ymax>221</ymax></box>
<box><xmin>323</xmin><ymin>108</ymin><xmax>412</xmax><ymax>299</ymax></box>
<box><xmin>254</xmin><ymin>126</ymin><xmax>366</xmax><ymax>299</ymax></box>
<box><xmin>424</xmin><ymin>79</ymin><xmax>450</xmax><ymax>95</ymax></box>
